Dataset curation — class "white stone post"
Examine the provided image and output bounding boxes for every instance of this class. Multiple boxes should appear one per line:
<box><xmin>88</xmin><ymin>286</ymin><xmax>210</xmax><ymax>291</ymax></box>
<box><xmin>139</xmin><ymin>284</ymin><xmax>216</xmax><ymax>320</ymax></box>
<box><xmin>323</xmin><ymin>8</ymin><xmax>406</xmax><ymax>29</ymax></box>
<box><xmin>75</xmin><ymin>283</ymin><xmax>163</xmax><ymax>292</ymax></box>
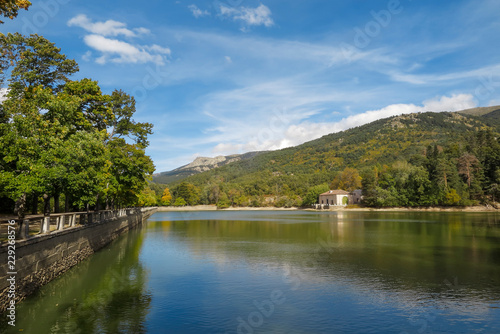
<box><xmin>69</xmin><ymin>213</ymin><xmax>76</xmax><ymax>227</ymax></box>
<box><xmin>18</xmin><ymin>219</ymin><xmax>30</xmax><ymax>239</ymax></box>
<box><xmin>57</xmin><ymin>216</ymin><xmax>65</xmax><ymax>230</ymax></box>
<box><xmin>40</xmin><ymin>216</ymin><xmax>51</xmax><ymax>234</ymax></box>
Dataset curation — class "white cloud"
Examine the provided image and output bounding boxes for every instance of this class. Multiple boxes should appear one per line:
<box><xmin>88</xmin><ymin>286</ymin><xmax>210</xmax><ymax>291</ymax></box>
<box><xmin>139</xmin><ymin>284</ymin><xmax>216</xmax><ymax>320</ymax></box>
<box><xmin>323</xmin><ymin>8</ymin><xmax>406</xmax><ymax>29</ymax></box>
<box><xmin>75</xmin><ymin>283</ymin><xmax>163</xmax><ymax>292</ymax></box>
<box><xmin>68</xmin><ymin>15</ymin><xmax>170</xmax><ymax>65</ymax></box>
<box><xmin>145</xmin><ymin>44</ymin><xmax>172</xmax><ymax>55</ymax></box>
<box><xmin>83</xmin><ymin>34</ymin><xmax>167</xmax><ymax>65</ymax></box>
<box><xmin>210</xmin><ymin>94</ymin><xmax>477</xmax><ymax>155</ymax></box>
<box><xmin>224</xmin><ymin>56</ymin><xmax>232</xmax><ymax>63</ymax></box>
<box><xmin>389</xmin><ymin>63</ymin><xmax>500</xmax><ymax>85</ymax></box>
<box><xmin>196</xmin><ymin>79</ymin><xmax>365</xmax><ymax>155</ymax></box>
<box><xmin>82</xmin><ymin>51</ymin><xmax>92</xmax><ymax>62</ymax></box>
<box><xmin>158</xmin><ymin>28</ymin><xmax>395</xmax><ymax>85</ymax></box>
<box><xmin>421</xmin><ymin>94</ymin><xmax>476</xmax><ymax>112</ymax></box>
<box><xmin>188</xmin><ymin>4</ymin><xmax>210</xmax><ymax>18</ymax></box>
<box><xmin>0</xmin><ymin>88</ymin><xmax>8</xmax><ymax>103</ymax></box>
<box><xmin>219</xmin><ymin>4</ymin><xmax>274</xmax><ymax>28</ymax></box>
<box><xmin>488</xmin><ymin>99</ymin><xmax>500</xmax><ymax>107</ymax></box>
<box><xmin>68</xmin><ymin>14</ymin><xmax>150</xmax><ymax>37</ymax></box>
<box><xmin>280</xmin><ymin>94</ymin><xmax>477</xmax><ymax>150</ymax></box>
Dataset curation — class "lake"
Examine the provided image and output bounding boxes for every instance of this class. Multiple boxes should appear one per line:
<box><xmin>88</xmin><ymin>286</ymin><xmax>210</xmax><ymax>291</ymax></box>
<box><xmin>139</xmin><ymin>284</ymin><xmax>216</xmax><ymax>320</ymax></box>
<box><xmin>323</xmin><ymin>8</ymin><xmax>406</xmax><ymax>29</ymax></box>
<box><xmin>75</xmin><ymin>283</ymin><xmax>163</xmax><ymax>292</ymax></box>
<box><xmin>2</xmin><ymin>210</ymin><xmax>500</xmax><ymax>333</ymax></box>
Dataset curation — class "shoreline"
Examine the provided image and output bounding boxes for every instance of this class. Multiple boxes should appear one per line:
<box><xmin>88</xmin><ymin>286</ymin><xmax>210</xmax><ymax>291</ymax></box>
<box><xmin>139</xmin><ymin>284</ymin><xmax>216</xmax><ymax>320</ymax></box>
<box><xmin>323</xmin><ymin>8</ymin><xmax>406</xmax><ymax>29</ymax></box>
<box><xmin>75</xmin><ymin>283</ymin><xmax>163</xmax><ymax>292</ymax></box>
<box><xmin>155</xmin><ymin>205</ymin><xmax>499</xmax><ymax>213</ymax></box>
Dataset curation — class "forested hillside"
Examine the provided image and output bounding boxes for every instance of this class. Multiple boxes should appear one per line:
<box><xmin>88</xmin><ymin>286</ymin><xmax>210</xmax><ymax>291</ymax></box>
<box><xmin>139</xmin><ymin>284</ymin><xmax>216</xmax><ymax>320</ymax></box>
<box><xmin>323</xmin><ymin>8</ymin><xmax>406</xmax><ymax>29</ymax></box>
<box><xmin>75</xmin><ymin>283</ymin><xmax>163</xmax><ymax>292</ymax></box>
<box><xmin>155</xmin><ymin>110</ymin><xmax>500</xmax><ymax>208</ymax></box>
<box><xmin>153</xmin><ymin>151</ymin><xmax>264</xmax><ymax>184</ymax></box>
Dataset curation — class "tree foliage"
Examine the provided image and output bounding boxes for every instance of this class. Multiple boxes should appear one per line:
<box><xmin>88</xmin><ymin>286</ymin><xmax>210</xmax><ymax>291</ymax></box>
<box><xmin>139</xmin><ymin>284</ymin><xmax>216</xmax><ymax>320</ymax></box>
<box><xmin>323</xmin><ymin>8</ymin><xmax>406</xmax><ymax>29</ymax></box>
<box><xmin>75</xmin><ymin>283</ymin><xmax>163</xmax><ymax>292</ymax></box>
<box><xmin>361</xmin><ymin>134</ymin><xmax>498</xmax><ymax>207</ymax></box>
<box><xmin>330</xmin><ymin>167</ymin><xmax>362</xmax><ymax>191</ymax></box>
<box><xmin>161</xmin><ymin>187</ymin><xmax>172</xmax><ymax>206</ymax></box>
<box><xmin>0</xmin><ymin>0</ymin><xmax>31</xmax><ymax>24</ymax></box>
<box><xmin>0</xmin><ymin>33</ymin><xmax>154</xmax><ymax>215</ymax></box>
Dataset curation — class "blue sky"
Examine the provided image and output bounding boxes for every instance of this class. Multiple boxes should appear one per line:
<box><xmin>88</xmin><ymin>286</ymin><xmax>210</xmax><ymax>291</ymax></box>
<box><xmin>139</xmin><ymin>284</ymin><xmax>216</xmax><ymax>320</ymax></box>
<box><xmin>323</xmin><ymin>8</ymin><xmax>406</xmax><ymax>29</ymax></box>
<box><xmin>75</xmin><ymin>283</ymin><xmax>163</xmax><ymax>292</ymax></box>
<box><xmin>1</xmin><ymin>0</ymin><xmax>500</xmax><ymax>172</ymax></box>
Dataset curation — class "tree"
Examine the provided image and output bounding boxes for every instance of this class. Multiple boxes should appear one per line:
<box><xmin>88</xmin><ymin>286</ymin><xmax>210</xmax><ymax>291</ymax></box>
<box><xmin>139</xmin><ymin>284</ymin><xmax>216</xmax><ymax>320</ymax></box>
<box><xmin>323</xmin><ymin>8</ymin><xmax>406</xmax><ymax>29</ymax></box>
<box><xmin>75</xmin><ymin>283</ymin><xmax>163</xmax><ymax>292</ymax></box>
<box><xmin>458</xmin><ymin>153</ymin><xmax>480</xmax><ymax>188</ymax></box>
<box><xmin>108</xmin><ymin>138</ymin><xmax>155</xmax><ymax>207</ymax></box>
<box><xmin>108</xmin><ymin>90</ymin><xmax>153</xmax><ymax>147</ymax></box>
<box><xmin>173</xmin><ymin>197</ymin><xmax>187</xmax><ymax>207</ymax></box>
<box><xmin>330</xmin><ymin>167</ymin><xmax>362</xmax><ymax>191</ymax></box>
<box><xmin>61</xmin><ymin>131</ymin><xmax>110</xmax><ymax>210</ymax></box>
<box><xmin>487</xmin><ymin>168</ymin><xmax>500</xmax><ymax>203</ymax></box>
<box><xmin>0</xmin><ymin>33</ymin><xmax>155</xmax><ymax>213</ymax></box>
<box><xmin>0</xmin><ymin>88</ymin><xmax>61</xmax><ymax>216</ymax></box>
<box><xmin>137</xmin><ymin>187</ymin><xmax>157</xmax><ymax>207</ymax></box>
<box><xmin>173</xmin><ymin>182</ymin><xmax>200</xmax><ymax>206</ymax></box>
<box><xmin>0</xmin><ymin>33</ymin><xmax>78</xmax><ymax>96</ymax></box>
<box><xmin>217</xmin><ymin>192</ymin><xmax>231</xmax><ymax>209</ymax></box>
<box><xmin>0</xmin><ymin>0</ymin><xmax>31</xmax><ymax>24</ymax></box>
<box><xmin>302</xmin><ymin>184</ymin><xmax>329</xmax><ymax>206</ymax></box>
<box><xmin>360</xmin><ymin>167</ymin><xmax>380</xmax><ymax>207</ymax></box>
<box><xmin>161</xmin><ymin>187</ymin><xmax>172</xmax><ymax>206</ymax></box>
<box><xmin>445</xmin><ymin>189</ymin><xmax>461</xmax><ymax>206</ymax></box>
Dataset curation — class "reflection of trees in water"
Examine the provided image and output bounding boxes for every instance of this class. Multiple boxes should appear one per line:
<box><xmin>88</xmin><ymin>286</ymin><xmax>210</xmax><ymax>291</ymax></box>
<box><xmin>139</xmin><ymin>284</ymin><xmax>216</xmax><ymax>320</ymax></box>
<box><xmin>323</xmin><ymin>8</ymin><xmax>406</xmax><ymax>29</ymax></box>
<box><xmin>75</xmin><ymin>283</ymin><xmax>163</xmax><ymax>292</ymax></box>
<box><xmin>66</xmin><ymin>264</ymin><xmax>151</xmax><ymax>334</ymax></box>
<box><xmin>61</xmin><ymin>230</ymin><xmax>151</xmax><ymax>334</ymax></box>
<box><xmin>1</xmin><ymin>227</ymin><xmax>152</xmax><ymax>334</ymax></box>
<box><xmin>166</xmin><ymin>212</ymin><xmax>500</xmax><ymax>300</ymax></box>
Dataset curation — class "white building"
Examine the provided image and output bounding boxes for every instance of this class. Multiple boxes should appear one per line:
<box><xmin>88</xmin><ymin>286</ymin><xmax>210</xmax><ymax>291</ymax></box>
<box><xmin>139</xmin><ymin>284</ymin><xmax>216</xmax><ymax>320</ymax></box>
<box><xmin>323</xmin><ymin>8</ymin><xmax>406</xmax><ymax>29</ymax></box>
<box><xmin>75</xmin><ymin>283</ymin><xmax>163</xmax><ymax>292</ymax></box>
<box><xmin>318</xmin><ymin>189</ymin><xmax>362</xmax><ymax>206</ymax></box>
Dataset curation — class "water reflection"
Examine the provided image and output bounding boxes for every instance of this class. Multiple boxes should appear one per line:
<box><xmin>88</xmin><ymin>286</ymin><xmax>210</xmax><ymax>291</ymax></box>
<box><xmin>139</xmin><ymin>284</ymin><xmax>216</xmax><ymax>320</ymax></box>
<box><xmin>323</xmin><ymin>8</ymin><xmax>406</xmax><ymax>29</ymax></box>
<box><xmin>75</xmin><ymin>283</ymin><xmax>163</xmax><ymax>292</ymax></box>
<box><xmin>1</xmin><ymin>227</ymin><xmax>152</xmax><ymax>334</ymax></box>
<box><xmin>3</xmin><ymin>211</ymin><xmax>500</xmax><ymax>334</ymax></box>
<box><xmin>147</xmin><ymin>211</ymin><xmax>500</xmax><ymax>332</ymax></box>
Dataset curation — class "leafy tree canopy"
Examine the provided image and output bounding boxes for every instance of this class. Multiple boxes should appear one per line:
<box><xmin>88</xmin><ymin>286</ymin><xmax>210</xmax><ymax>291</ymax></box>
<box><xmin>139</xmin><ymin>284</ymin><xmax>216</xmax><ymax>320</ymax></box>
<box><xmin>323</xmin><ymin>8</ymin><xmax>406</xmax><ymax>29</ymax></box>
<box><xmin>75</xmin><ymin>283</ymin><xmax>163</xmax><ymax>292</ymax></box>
<box><xmin>0</xmin><ymin>0</ymin><xmax>31</xmax><ymax>24</ymax></box>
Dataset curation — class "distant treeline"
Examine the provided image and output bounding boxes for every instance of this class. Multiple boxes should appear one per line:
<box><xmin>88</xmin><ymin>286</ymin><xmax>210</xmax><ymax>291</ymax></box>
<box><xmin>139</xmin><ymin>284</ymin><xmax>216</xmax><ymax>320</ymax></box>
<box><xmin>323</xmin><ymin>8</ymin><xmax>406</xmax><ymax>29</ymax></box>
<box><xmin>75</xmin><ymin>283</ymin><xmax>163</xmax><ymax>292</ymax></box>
<box><xmin>362</xmin><ymin>131</ymin><xmax>500</xmax><ymax>207</ymax></box>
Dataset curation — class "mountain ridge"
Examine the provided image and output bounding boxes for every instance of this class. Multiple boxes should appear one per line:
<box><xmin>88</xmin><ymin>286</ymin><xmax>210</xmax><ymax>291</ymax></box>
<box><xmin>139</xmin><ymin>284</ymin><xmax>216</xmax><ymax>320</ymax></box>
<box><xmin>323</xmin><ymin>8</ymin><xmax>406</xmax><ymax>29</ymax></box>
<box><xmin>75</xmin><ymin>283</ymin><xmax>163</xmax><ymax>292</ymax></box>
<box><xmin>153</xmin><ymin>106</ymin><xmax>500</xmax><ymax>186</ymax></box>
<box><xmin>153</xmin><ymin>151</ymin><xmax>264</xmax><ymax>184</ymax></box>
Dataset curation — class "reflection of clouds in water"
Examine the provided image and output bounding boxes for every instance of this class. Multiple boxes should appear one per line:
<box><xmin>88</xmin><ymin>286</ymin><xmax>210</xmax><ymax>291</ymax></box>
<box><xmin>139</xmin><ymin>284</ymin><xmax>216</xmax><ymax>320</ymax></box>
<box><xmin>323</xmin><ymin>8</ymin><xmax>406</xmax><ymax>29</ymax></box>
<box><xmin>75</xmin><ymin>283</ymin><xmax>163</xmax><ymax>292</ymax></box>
<box><xmin>146</xmin><ymin>211</ymin><xmax>500</xmax><ymax>331</ymax></box>
<box><xmin>182</xmin><ymin>234</ymin><xmax>498</xmax><ymax>323</ymax></box>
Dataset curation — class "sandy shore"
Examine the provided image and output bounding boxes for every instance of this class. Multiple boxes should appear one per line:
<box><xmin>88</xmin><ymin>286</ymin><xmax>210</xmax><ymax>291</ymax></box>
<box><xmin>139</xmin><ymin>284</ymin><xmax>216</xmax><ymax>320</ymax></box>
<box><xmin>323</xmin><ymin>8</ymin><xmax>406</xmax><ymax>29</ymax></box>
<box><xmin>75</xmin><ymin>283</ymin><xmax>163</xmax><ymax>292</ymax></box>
<box><xmin>155</xmin><ymin>205</ymin><xmax>499</xmax><ymax>212</ymax></box>
<box><xmin>156</xmin><ymin>205</ymin><xmax>301</xmax><ymax>212</ymax></box>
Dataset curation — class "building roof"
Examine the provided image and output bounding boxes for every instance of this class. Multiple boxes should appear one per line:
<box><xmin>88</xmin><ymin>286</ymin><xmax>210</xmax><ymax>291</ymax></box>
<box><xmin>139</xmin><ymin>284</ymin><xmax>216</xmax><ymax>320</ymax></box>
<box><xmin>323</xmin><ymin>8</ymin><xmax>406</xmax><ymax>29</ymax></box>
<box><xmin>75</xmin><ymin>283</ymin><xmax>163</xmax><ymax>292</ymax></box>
<box><xmin>320</xmin><ymin>190</ymin><xmax>350</xmax><ymax>196</ymax></box>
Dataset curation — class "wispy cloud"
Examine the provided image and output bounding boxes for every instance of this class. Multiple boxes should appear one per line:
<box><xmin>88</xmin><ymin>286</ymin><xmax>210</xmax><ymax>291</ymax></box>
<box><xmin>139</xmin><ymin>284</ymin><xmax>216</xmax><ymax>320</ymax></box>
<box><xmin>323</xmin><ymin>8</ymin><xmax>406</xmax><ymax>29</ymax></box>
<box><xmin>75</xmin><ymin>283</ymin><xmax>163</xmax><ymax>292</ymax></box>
<box><xmin>157</xmin><ymin>28</ymin><xmax>396</xmax><ymax>85</ymax></box>
<box><xmin>60</xmin><ymin>0</ymin><xmax>500</xmax><ymax>173</ymax></box>
<box><xmin>219</xmin><ymin>3</ymin><xmax>274</xmax><ymax>29</ymax></box>
<box><xmin>68</xmin><ymin>15</ymin><xmax>170</xmax><ymax>65</ymax></box>
<box><xmin>208</xmin><ymin>93</ymin><xmax>477</xmax><ymax>155</ymax></box>
<box><xmin>83</xmin><ymin>35</ymin><xmax>170</xmax><ymax>65</ymax></box>
<box><xmin>188</xmin><ymin>4</ymin><xmax>210</xmax><ymax>18</ymax></box>
<box><xmin>68</xmin><ymin>14</ymin><xmax>150</xmax><ymax>37</ymax></box>
<box><xmin>389</xmin><ymin>63</ymin><xmax>500</xmax><ymax>85</ymax></box>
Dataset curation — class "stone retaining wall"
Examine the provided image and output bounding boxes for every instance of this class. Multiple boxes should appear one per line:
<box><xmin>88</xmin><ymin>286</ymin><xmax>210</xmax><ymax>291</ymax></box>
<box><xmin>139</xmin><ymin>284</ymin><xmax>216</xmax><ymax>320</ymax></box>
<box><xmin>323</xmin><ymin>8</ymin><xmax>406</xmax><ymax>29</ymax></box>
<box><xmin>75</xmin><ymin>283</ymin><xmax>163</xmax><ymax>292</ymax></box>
<box><xmin>0</xmin><ymin>207</ymin><xmax>157</xmax><ymax>313</ymax></box>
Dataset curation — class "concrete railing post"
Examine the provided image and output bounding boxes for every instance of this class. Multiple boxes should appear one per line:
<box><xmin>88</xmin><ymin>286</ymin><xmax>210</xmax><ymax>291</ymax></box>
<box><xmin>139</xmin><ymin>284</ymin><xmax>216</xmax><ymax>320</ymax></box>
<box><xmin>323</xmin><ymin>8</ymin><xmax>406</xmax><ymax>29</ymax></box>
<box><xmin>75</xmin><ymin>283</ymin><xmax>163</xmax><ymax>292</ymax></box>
<box><xmin>57</xmin><ymin>216</ymin><xmax>65</xmax><ymax>231</ymax></box>
<box><xmin>18</xmin><ymin>219</ymin><xmax>30</xmax><ymax>239</ymax></box>
<box><xmin>40</xmin><ymin>216</ymin><xmax>51</xmax><ymax>234</ymax></box>
<box><xmin>69</xmin><ymin>213</ymin><xmax>76</xmax><ymax>227</ymax></box>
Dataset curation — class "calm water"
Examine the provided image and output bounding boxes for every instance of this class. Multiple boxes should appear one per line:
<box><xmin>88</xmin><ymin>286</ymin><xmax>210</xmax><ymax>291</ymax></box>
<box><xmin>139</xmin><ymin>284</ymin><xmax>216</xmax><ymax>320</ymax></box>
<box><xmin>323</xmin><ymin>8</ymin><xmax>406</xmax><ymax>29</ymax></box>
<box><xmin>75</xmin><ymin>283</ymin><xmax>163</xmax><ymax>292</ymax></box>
<box><xmin>2</xmin><ymin>210</ymin><xmax>500</xmax><ymax>333</ymax></box>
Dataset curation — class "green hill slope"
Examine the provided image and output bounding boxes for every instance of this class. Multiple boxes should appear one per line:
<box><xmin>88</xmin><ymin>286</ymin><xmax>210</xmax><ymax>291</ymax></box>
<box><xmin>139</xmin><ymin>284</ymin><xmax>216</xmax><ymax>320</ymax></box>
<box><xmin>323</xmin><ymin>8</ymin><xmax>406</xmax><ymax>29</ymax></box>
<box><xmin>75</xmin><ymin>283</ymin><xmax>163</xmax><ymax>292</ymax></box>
<box><xmin>153</xmin><ymin>151</ymin><xmax>264</xmax><ymax>184</ymax></box>
<box><xmin>458</xmin><ymin>105</ymin><xmax>500</xmax><ymax>117</ymax></box>
<box><xmin>162</xmin><ymin>110</ymin><xmax>500</xmax><ymax>208</ymax></box>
